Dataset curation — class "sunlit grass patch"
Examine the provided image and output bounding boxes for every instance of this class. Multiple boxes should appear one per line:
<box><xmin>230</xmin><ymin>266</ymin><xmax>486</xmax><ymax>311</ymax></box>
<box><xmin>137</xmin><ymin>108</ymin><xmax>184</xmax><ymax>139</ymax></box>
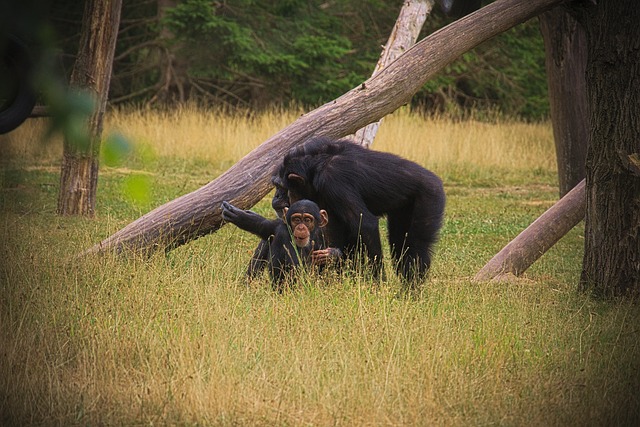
<box><xmin>1</xmin><ymin>108</ymin><xmax>638</xmax><ymax>425</ymax></box>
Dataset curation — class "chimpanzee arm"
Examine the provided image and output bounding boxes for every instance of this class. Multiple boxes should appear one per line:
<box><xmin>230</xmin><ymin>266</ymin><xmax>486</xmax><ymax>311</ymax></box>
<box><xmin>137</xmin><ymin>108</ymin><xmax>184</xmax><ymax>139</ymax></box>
<box><xmin>221</xmin><ymin>201</ymin><xmax>281</xmax><ymax>241</ymax></box>
<box><xmin>330</xmin><ymin>197</ymin><xmax>383</xmax><ymax>272</ymax></box>
<box><xmin>328</xmin><ymin>195</ymin><xmax>382</xmax><ymax>257</ymax></box>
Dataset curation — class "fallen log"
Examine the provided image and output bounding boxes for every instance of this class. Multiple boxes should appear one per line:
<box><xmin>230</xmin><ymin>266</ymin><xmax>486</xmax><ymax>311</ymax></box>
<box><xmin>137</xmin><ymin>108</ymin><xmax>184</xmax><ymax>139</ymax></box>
<box><xmin>84</xmin><ymin>0</ymin><xmax>565</xmax><ymax>256</ymax></box>
<box><xmin>474</xmin><ymin>178</ymin><xmax>585</xmax><ymax>282</ymax></box>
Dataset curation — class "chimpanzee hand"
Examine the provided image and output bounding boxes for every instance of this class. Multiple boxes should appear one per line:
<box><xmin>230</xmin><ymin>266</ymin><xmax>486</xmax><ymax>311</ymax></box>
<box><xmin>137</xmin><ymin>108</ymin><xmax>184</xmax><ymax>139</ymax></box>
<box><xmin>221</xmin><ymin>201</ymin><xmax>281</xmax><ymax>242</ymax></box>
<box><xmin>311</xmin><ymin>247</ymin><xmax>343</xmax><ymax>266</ymax></box>
<box><xmin>221</xmin><ymin>201</ymin><xmax>267</xmax><ymax>226</ymax></box>
<box><xmin>221</xmin><ymin>201</ymin><xmax>242</xmax><ymax>223</ymax></box>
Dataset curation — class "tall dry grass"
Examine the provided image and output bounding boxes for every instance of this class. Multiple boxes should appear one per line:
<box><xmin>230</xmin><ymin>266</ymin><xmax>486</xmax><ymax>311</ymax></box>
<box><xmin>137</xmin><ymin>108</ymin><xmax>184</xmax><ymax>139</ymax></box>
<box><xmin>1</xmin><ymin>108</ymin><xmax>638</xmax><ymax>426</ymax></box>
<box><xmin>1</xmin><ymin>105</ymin><xmax>554</xmax><ymax>174</ymax></box>
<box><xmin>378</xmin><ymin>111</ymin><xmax>554</xmax><ymax>169</ymax></box>
<box><xmin>107</xmin><ymin>106</ymin><xmax>556</xmax><ymax>174</ymax></box>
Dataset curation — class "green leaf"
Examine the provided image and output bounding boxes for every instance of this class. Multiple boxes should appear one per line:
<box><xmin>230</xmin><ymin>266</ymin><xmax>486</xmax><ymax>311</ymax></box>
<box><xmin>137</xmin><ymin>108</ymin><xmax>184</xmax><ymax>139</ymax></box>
<box><xmin>102</xmin><ymin>132</ymin><xmax>133</xmax><ymax>167</ymax></box>
<box><xmin>122</xmin><ymin>174</ymin><xmax>152</xmax><ymax>207</ymax></box>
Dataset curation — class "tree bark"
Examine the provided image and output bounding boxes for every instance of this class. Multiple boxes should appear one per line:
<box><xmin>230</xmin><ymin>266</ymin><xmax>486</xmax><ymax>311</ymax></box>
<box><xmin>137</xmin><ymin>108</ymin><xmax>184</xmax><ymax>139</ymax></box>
<box><xmin>57</xmin><ymin>0</ymin><xmax>122</xmax><ymax>216</ymax></box>
<box><xmin>539</xmin><ymin>8</ymin><xmax>588</xmax><ymax>197</ymax></box>
<box><xmin>578</xmin><ymin>0</ymin><xmax>640</xmax><ymax>296</ymax></box>
<box><xmin>347</xmin><ymin>0</ymin><xmax>434</xmax><ymax>148</ymax></box>
<box><xmin>474</xmin><ymin>179</ymin><xmax>585</xmax><ymax>281</ymax></box>
<box><xmin>84</xmin><ymin>0</ymin><xmax>564</xmax><ymax>256</ymax></box>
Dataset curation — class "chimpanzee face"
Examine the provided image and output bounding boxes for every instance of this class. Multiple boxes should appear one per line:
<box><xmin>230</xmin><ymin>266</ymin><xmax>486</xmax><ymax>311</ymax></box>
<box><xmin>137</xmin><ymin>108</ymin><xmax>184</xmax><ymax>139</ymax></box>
<box><xmin>284</xmin><ymin>200</ymin><xmax>328</xmax><ymax>248</ymax></box>
<box><xmin>289</xmin><ymin>212</ymin><xmax>316</xmax><ymax>248</ymax></box>
<box><xmin>271</xmin><ymin>175</ymin><xmax>290</xmax><ymax>218</ymax></box>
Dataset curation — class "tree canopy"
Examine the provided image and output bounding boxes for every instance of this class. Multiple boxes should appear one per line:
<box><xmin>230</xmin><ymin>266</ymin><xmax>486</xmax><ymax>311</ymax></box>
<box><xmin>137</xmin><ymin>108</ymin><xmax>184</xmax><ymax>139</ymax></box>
<box><xmin>47</xmin><ymin>0</ymin><xmax>548</xmax><ymax>120</ymax></box>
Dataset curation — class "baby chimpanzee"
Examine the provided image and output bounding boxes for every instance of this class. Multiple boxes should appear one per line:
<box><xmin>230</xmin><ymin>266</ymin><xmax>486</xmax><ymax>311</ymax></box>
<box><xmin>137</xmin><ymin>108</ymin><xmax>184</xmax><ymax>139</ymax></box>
<box><xmin>221</xmin><ymin>199</ymin><xmax>340</xmax><ymax>290</ymax></box>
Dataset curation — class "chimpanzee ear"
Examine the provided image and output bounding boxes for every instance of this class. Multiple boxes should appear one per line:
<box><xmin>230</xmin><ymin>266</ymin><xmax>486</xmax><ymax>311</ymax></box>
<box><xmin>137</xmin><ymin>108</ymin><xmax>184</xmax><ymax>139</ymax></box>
<box><xmin>287</xmin><ymin>173</ymin><xmax>305</xmax><ymax>185</ymax></box>
<box><xmin>319</xmin><ymin>209</ymin><xmax>328</xmax><ymax>227</ymax></box>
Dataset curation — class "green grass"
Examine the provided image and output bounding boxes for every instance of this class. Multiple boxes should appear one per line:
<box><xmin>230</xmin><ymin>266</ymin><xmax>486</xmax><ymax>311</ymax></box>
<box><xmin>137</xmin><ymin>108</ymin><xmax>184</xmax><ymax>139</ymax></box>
<box><xmin>1</xmin><ymin>110</ymin><xmax>639</xmax><ymax>425</ymax></box>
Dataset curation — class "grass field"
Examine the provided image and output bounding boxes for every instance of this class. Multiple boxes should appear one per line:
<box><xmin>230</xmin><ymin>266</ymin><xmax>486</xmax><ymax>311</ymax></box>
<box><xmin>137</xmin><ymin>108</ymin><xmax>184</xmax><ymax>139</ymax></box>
<box><xmin>1</xmin><ymin>108</ymin><xmax>639</xmax><ymax>425</ymax></box>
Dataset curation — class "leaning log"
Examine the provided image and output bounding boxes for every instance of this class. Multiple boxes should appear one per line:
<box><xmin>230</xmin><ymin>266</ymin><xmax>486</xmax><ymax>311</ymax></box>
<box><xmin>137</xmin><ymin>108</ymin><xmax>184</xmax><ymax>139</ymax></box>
<box><xmin>474</xmin><ymin>179</ymin><xmax>585</xmax><ymax>282</ymax></box>
<box><xmin>85</xmin><ymin>0</ymin><xmax>565</xmax><ymax>257</ymax></box>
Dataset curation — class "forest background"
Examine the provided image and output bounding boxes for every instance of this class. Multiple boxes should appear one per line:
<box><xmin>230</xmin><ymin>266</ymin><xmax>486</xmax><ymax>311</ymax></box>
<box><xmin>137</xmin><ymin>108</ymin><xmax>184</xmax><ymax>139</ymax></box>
<box><xmin>48</xmin><ymin>0</ymin><xmax>548</xmax><ymax>120</ymax></box>
<box><xmin>5</xmin><ymin>1</ymin><xmax>640</xmax><ymax>424</ymax></box>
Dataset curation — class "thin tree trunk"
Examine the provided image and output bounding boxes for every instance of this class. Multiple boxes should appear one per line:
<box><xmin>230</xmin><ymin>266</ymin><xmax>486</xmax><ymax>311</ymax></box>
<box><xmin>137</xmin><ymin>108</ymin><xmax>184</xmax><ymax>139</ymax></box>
<box><xmin>578</xmin><ymin>0</ymin><xmax>640</xmax><ymax>296</ymax></box>
<box><xmin>539</xmin><ymin>8</ymin><xmax>588</xmax><ymax>197</ymax></box>
<box><xmin>348</xmin><ymin>0</ymin><xmax>433</xmax><ymax>148</ymax></box>
<box><xmin>475</xmin><ymin>179</ymin><xmax>585</xmax><ymax>281</ymax></box>
<box><xmin>83</xmin><ymin>0</ymin><xmax>564</xmax><ymax>257</ymax></box>
<box><xmin>151</xmin><ymin>0</ymin><xmax>189</xmax><ymax>104</ymax></box>
<box><xmin>57</xmin><ymin>0</ymin><xmax>122</xmax><ymax>216</ymax></box>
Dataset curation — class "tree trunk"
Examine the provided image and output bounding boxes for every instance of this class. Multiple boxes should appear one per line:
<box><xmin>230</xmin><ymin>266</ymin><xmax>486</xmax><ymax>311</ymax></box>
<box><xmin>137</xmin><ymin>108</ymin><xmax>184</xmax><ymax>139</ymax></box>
<box><xmin>57</xmin><ymin>0</ymin><xmax>122</xmax><ymax>216</ymax></box>
<box><xmin>474</xmin><ymin>179</ymin><xmax>585</xmax><ymax>281</ymax></box>
<box><xmin>578</xmin><ymin>0</ymin><xmax>640</xmax><ymax>296</ymax></box>
<box><xmin>151</xmin><ymin>0</ymin><xmax>189</xmax><ymax>104</ymax></box>
<box><xmin>83</xmin><ymin>0</ymin><xmax>564</xmax><ymax>257</ymax></box>
<box><xmin>538</xmin><ymin>8</ymin><xmax>588</xmax><ymax>197</ymax></box>
<box><xmin>348</xmin><ymin>0</ymin><xmax>433</xmax><ymax>148</ymax></box>
<box><xmin>475</xmin><ymin>7</ymin><xmax>590</xmax><ymax>281</ymax></box>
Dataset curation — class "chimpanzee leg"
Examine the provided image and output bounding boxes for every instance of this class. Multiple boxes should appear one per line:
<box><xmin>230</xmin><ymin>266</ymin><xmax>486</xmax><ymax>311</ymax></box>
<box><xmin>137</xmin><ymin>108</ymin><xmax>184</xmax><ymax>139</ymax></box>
<box><xmin>247</xmin><ymin>239</ymin><xmax>270</xmax><ymax>278</ymax></box>
<box><xmin>387</xmin><ymin>195</ymin><xmax>444</xmax><ymax>283</ymax></box>
<box><xmin>387</xmin><ymin>207</ymin><xmax>416</xmax><ymax>278</ymax></box>
<box><xmin>348</xmin><ymin>211</ymin><xmax>383</xmax><ymax>277</ymax></box>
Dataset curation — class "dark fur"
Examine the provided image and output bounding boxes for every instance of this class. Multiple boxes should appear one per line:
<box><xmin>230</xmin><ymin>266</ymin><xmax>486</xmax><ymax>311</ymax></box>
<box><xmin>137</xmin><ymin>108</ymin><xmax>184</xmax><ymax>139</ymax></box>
<box><xmin>276</xmin><ymin>137</ymin><xmax>445</xmax><ymax>284</ymax></box>
<box><xmin>222</xmin><ymin>199</ymin><xmax>328</xmax><ymax>290</ymax></box>
<box><xmin>246</xmin><ymin>175</ymin><xmax>290</xmax><ymax>278</ymax></box>
<box><xmin>435</xmin><ymin>0</ymin><xmax>481</xmax><ymax>18</ymax></box>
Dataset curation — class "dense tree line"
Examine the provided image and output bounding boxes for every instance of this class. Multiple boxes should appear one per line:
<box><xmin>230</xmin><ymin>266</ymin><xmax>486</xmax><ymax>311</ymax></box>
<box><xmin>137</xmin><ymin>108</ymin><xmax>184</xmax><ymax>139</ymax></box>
<box><xmin>48</xmin><ymin>0</ymin><xmax>548</xmax><ymax>120</ymax></box>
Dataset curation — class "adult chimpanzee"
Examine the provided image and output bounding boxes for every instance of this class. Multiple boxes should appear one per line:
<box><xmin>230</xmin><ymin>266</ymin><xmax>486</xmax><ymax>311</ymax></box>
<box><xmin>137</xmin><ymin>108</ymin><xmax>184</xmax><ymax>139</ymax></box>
<box><xmin>275</xmin><ymin>137</ymin><xmax>445</xmax><ymax>285</ymax></box>
<box><xmin>222</xmin><ymin>199</ymin><xmax>339</xmax><ymax>290</ymax></box>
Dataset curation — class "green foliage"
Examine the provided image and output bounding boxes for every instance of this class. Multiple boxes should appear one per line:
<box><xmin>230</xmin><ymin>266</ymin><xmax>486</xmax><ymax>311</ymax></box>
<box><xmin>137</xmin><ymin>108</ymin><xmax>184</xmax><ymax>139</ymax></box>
<box><xmin>122</xmin><ymin>174</ymin><xmax>152</xmax><ymax>207</ymax></box>
<box><xmin>162</xmin><ymin>0</ymin><xmax>365</xmax><ymax>105</ymax></box>
<box><xmin>47</xmin><ymin>0</ymin><xmax>550</xmax><ymax>119</ymax></box>
<box><xmin>34</xmin><ymin>44</ymin><xmax>96</xmax><ymax>152</ymax></box>
<box><xmin>416</xmin><ymin>19</ymin><xmax>548</xmax><ymax>119</ymax></box>
<box><xmin>101</xmin><ymin>132</ymin><xmax>132</xmax><ymax>167</ymax></box>
<box><xmin>100</xmin><ymin>131</ymin><xmax>157</xmax><ymax>208</ymax></box>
